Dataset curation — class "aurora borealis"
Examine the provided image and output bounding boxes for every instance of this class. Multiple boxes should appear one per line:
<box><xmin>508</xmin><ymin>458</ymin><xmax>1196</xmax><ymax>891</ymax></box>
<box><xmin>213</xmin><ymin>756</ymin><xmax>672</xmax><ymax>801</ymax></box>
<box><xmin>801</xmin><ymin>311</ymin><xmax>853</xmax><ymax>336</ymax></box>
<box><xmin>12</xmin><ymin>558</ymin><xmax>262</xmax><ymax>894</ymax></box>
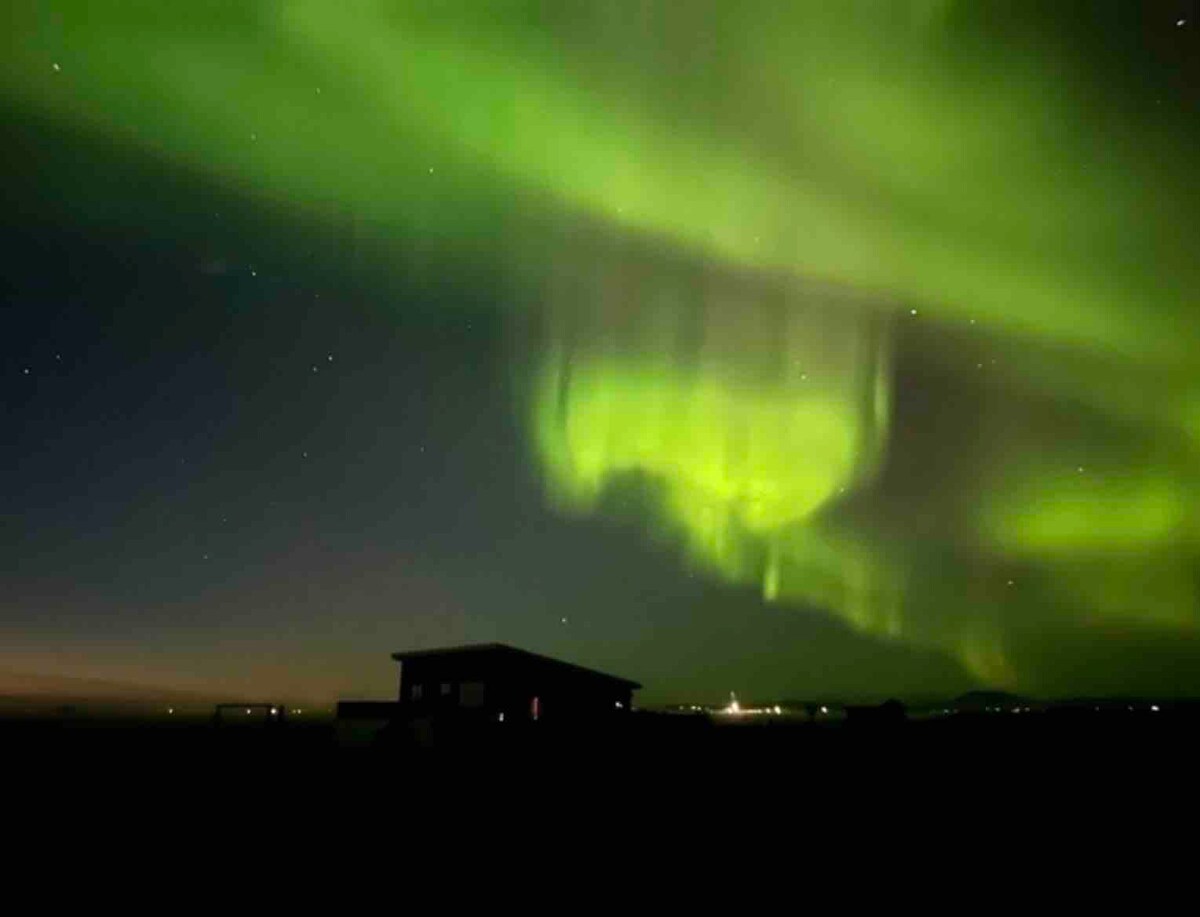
<box><xmin>3</xmin><ymin>2</ymin><xmax>1199</xmax><ymax>703</ymax></box>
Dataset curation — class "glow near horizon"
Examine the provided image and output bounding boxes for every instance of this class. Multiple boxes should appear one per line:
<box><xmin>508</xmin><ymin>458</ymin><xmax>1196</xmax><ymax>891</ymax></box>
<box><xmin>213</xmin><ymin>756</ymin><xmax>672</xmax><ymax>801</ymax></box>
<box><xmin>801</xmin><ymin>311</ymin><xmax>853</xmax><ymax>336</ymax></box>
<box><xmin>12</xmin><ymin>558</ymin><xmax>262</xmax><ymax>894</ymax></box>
<box><xmin>3</xmin><ymin>1</ymin><xmax>1198</xmax><ymax>691</ymax></box>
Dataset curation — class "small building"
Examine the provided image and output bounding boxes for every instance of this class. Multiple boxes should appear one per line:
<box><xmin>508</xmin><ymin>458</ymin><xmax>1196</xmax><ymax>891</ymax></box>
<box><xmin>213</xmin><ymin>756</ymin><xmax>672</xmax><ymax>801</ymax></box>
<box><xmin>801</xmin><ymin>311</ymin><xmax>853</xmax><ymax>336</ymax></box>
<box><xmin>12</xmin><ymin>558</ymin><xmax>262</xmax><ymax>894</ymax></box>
<box><xmin>844</xmin><ymin>698</ymin><xmax>907</xmax><ymax>727</ymax></box>
<box><xmin>392</xmin><ymin>643</ymin><xmax>640</xmax><ymax>724</ymax></box>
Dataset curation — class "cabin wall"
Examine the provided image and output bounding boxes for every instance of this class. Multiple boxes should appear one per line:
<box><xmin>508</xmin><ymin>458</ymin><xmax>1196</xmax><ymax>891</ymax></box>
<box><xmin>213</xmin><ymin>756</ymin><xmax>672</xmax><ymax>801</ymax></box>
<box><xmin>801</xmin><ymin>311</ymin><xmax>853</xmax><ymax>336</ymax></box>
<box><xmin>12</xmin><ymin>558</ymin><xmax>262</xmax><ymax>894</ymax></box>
<box><xmin>397</xmin><ymin>656</ymin><xmax>633</xmax><ymax>723</ymax></box>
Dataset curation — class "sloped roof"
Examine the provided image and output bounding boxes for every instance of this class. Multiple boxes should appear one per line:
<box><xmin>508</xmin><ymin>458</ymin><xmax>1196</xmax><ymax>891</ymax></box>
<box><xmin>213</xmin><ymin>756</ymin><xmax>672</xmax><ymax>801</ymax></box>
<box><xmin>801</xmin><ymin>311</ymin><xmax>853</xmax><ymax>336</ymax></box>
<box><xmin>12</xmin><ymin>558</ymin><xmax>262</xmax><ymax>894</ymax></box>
<box><xmin>390</xmin><ymin>643</ymin><xmax>641</xmax><ymax>690</ymax></box>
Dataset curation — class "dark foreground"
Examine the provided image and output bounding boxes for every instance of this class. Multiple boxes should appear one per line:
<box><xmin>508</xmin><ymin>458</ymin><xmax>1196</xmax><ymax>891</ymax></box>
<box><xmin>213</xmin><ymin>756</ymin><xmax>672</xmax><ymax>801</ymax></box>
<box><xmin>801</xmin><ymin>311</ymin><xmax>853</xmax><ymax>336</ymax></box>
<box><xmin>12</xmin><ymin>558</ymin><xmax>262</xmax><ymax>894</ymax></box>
<box><xmin>8</xmin><ymin>708</ymin><xmax>1195</xmax><ymax>861</ymax></box>
<box><xmin>5</xmin><ymin>707</ymin><xmax>1194</xmax><ymax>783</ymax></box>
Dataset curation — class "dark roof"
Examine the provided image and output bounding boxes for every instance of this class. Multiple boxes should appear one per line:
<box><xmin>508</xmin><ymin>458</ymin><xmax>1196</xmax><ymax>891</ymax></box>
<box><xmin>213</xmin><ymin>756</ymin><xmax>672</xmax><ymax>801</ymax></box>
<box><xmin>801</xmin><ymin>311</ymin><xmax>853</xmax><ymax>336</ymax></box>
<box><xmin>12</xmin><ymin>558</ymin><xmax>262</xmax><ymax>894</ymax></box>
<box><xmin>390</xmin><ymin>643</ymin><xmax>642</xmax><ymax>690</ymax></box>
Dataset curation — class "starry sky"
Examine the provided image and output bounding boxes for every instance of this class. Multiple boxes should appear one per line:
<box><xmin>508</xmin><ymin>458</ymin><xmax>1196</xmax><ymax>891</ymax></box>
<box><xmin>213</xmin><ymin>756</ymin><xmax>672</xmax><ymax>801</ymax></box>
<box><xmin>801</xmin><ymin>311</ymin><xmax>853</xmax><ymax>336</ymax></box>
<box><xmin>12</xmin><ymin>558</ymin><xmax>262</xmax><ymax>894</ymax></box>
<box><xmin>3</xmin><ymin>1</ymin><xmax>1199</xmax><ymax>705</ymax></box>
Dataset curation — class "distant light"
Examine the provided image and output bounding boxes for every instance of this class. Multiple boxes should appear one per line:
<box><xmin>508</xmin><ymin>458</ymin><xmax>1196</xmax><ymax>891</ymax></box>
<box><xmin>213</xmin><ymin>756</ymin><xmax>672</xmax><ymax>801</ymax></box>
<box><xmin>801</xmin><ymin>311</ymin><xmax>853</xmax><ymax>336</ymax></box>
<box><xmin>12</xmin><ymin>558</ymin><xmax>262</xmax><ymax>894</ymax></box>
<box><xmin>1178</xmin><ymin>19</ymin><xmax>1187</xmax><ymax>27</ymax></box>
<box><xmin>1012</xmin><ymin>707</ymin><xmax>1020</xmax><ymax>713</ymax></box>
<box><xmin>614</xmin><ymin>701</ymin><xmax>624</xmax><ymax>709</ymax></box>
<box><xmin>498</xmin><ymin>712</ymin><xmax>505</xmax><ymax>723</ymax></box>
<box><xmin>820</xmin><ymin>705</ymin><xmax>829</xmax><ymax>715</ymax></box>
<box><xmin>1151</xmin><ymin>705</ymin><xmax>1160</xmax><ymax>712</ymax></box>
<box><xmin>53</xmin><ymin>63</ymin><xmax>61</xmax><ymax>72</ymax></box>
<box><xmin>909</xmin><ymin>308</ymin><xmax>918</xmax><ymax>316</ymax></box>
<box><xmin>246</xmin><ymin>708</ymin><xmax>251</xmax><ymax>714</ymax></box>
<box><xmin>270</xmin><ymin>707</ymin><xmax>278</xmax><ymax>715</ymax></box>
<box><xmin>168</xmin><ymin>708</ymin><xmax>174</xmax><ymax>715</ymax></box>
<box><xmin>773</xmin><ymin>705</ymin><xmax>782</xmax><ymax>715</ymax></box>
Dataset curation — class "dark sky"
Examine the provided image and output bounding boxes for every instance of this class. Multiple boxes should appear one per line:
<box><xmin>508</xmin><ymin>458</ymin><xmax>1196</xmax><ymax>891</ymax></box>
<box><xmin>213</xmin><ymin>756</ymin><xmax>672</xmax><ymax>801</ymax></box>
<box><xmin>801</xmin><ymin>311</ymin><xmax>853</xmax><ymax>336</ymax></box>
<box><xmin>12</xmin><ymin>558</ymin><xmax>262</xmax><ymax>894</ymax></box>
<box><xmin>3</xmin><ymin>2</ymin><xmax>1199</xmax><ymax>704</ymax></box>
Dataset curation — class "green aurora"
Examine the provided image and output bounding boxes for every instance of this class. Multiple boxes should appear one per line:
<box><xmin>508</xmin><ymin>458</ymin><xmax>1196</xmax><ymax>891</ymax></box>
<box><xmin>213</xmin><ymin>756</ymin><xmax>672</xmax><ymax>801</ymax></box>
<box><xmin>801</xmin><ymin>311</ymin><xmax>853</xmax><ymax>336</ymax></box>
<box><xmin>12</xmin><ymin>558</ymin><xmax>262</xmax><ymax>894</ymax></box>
<box><xmin>5</xmin><ymin>1</ymin><xmax>1198</xmax><ymax>695</ymax></box>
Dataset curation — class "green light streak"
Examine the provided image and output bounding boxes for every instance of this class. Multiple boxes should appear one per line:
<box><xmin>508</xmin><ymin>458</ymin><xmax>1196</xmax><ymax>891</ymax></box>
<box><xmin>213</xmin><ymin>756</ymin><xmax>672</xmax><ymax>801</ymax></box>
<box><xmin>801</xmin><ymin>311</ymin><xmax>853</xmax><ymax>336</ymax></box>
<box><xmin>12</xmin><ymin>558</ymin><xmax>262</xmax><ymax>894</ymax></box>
<box><xmin>6</xmin><ymin>1</ymin><xmax>1199</xmax><ymax>694</ymax></box>
<box><xmin>5</xmin><ymin>2</ymin><xmax>1196</xmax><ymax>366</ymax></box>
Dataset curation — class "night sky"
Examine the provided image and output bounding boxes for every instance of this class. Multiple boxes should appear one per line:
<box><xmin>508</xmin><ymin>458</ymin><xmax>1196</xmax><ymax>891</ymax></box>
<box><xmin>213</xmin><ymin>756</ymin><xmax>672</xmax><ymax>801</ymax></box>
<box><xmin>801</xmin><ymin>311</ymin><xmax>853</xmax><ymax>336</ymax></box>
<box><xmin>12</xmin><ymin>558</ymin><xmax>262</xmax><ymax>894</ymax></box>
<box><xmin>3</xmin><ymin>2</ymin><xmax>1199</xmax><ymax>705</ymax></box>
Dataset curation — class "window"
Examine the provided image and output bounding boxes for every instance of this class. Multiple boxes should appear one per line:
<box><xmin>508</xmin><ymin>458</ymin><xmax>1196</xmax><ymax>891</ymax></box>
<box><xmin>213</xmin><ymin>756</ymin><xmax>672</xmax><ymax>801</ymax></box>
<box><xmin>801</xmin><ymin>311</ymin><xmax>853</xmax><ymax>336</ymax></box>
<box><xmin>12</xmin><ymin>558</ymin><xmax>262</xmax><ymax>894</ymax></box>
<box><xmin>440</xmin><ymin>682</ymin><xmax>452</xmax><ymax>697</ymax></box>
<box><xmin>411</xmin><ymin>684</ymin><xmax>423</xmax><ymax>701</ymax></box>
<box><xmin>460</xmin><ymin>682</ymin><xmax>485</xmax><ymax>708</ymax></box>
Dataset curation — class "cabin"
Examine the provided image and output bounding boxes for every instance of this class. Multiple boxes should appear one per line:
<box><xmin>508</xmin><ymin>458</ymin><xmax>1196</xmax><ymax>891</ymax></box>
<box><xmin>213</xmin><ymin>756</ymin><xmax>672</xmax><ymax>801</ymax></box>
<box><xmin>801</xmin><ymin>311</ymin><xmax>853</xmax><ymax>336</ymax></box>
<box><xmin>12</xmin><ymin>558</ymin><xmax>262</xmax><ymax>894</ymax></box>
<box><xmin>392</xmin><ymin>643</ymin><xmax>640</xmax><ymax>724</ymax></box>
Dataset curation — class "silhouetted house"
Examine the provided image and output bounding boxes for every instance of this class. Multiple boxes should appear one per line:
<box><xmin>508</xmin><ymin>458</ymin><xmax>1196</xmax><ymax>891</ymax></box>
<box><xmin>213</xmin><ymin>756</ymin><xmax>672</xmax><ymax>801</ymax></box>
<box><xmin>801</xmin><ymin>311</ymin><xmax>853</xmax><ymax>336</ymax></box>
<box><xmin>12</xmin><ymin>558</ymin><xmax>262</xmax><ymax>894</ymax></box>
<box><xmin>392</xmin><ymin>643</ymin><xmax>641</xmax><ymax>724</ymax></box>
<box><xmin>952</xmin><ymin>690</ymin><xmax>1028</xmax><ymax>714</ymax></box>
<box><xmin>844</xmin><ymin>698</ymin><xmax>907</xmax><ymax>727</ymax></box>
<box><xmin>334</xmin><ymin>700</ymin><xmax>402</xmax><ymax>747</ymax></box>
